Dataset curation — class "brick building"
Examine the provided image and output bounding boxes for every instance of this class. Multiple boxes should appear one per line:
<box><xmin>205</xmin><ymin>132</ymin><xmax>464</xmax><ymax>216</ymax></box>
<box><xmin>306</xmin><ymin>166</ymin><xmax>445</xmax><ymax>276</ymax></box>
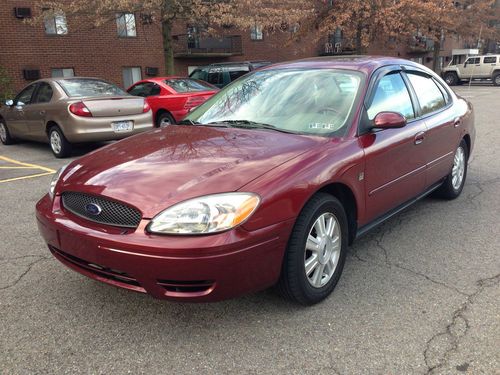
<box><xmin>0</xmin><ymin>1</ymin><xmax>490</xmax><ymax>94</ymax></box>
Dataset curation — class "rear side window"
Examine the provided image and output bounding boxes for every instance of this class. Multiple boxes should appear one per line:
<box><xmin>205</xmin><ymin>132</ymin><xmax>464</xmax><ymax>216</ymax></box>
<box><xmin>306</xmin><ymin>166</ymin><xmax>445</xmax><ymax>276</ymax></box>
<box><xmin>35</xmin><ymin>83</ymin><xmax>53</xmax><ymax>103</ymax></box>
<box><xmin>164</xmin><ymin>79</ymin><xmax>215</xmax><ymax>93</ymax></box>
<box><xmin>367</xmin><ymin>73</ymin><xmax>415</xmax><ymax>120</ymax></box>
<box><xmin>229</xmin><ymin>70</ymin><xmax>248</xmax><ymax>81</ymax></box>
<box><xmin>128</xmin><ymin>82</ymin><xmax>161</xmax><ymax>97</ymax></box>
<box><xmin>406</xmin><ymin>73</ymin><xmax>446</xmax><ymax>116</ymax></box>
<box><xmin>207</xmin><ymin>71</ymin><xmax>222</xmax><ymax>85</ymax></box>
<box><xmin>483</xmin><ymin>56</ymin><xmax>497</xmax><ymax>64</ymax></box>
<box><xmin>58</xmin><ymin>79</ymin><xmax>127</xmax><ymax>97</ymax></box>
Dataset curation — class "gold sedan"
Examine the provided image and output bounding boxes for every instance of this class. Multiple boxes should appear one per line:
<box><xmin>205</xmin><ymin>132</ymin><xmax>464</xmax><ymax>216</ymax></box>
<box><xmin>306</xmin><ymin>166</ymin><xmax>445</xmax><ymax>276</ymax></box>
<box><xmin>0</xmin><ymin>78</ymin><xmax>153</xmax><ymax>157</ymax></box>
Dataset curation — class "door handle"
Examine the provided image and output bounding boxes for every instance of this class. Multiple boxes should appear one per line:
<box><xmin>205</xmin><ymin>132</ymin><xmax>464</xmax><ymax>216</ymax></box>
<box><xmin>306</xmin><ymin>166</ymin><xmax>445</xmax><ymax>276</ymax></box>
<box><xmin>453</xmin><ymin>118</ymin><xmax>461</xmax><ymax>128</ymax></box>
<box><xmin>414</xmin><ymin>132</ymin><xmax>425</xmax><ymax>145</ymax></box>
<box><xmin>39</xmin><ymin>110</ymin><xmax>46</xmax><ymax>115</ymax></box>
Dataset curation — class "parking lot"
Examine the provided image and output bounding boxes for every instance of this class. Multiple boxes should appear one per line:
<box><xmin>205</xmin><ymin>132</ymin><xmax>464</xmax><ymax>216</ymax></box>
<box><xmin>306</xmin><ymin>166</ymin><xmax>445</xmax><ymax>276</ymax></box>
<box><xmin>0</xmin><ymin>85</ymin><xmax>498</xmax><ymax>374</ymax></box>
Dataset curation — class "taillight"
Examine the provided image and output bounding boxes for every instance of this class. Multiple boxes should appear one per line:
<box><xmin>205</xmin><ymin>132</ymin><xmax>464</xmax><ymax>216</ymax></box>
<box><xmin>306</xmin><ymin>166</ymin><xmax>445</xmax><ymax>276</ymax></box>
<box><xmin>143</xmin><ymin>100</ymin><xmax>151</xmax><ymax>113</ymax></box>
<box><xmin>69</xmin><ymin>101</ymin><xmax>92</xmax><ymax>117</ymax></box>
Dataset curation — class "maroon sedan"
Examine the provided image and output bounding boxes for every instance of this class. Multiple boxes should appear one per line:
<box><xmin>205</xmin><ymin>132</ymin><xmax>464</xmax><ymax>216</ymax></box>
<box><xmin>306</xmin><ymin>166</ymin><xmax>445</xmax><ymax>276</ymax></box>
<box><xmin>36</xmin><ymin>57</ymin><xmax>475</xmax><ymax>305</ymax></box>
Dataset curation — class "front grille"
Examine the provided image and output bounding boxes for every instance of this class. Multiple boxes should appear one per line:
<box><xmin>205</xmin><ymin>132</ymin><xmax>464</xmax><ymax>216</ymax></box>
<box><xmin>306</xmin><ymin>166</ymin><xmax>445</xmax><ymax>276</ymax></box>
<box><xmin>61</xmin><ymin>191</ymin><xmax>141</xmax><ymax>228</ymax></box>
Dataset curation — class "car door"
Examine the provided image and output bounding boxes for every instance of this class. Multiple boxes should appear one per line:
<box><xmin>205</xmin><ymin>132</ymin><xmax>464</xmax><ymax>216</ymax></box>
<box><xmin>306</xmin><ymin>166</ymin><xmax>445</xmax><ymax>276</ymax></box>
<box><xmin>27</xmin><ymin>82</ymin><xmax>54</xmax><ymax>140</ymax></box>
<box><xmin>4</xmin><ymin>83</ymin><xmax>38</xmax><ymax>138</ymax></box>
<box><xmin>460</xmin><ymin>57</ymin><xmax>480</xmax><ymax>79</ymax></box>
<box><xmin>360</xmin><ymin>69</ymin><xmax>427</xmax><ymax>222</ymax></box>
<box><xmin>404</xmin><ymin>70</ymin><xmax>461</xmax><ymax>188</ymax></box>
<box><xmin>481</xmin><ymin>56</ymin><xmax>498</xmax><ymax>78</ymax></box>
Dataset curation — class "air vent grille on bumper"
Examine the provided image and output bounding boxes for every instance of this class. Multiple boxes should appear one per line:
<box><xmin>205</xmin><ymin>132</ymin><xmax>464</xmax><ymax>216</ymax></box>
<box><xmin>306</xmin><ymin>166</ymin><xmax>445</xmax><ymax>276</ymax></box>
<box><xmin>61</xmin><ymin>191</ymin><xmax>141</xmax><ymax>228</ymax></box>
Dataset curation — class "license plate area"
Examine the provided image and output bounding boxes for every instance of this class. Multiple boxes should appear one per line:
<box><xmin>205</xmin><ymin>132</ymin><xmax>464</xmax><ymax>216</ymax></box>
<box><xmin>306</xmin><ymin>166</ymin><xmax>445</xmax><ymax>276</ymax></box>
<box><xmin>112</xmin><ymin>121</ymin><xmax>133</xmax><ymax>133</ymax></box>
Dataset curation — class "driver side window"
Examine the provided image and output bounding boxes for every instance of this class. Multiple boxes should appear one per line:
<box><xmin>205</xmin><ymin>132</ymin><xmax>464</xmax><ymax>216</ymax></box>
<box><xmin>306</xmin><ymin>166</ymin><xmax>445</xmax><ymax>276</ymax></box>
<box><xmin>367</xmin><ymin>73</ymin><xmax>415</xmax><ymax>121</ymax></box>
<box><xmin>15</xmin><ymin>84</ymin><xmax>37</xmax><ymax>106</ymax></box>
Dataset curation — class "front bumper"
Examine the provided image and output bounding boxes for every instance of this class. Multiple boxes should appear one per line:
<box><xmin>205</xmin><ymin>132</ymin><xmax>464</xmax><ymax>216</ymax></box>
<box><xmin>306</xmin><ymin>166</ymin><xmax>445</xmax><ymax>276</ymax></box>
<box><xmin>36</xmin><ymin>194</ymin><xmax>294</xmax><ymax>302</ymax></box>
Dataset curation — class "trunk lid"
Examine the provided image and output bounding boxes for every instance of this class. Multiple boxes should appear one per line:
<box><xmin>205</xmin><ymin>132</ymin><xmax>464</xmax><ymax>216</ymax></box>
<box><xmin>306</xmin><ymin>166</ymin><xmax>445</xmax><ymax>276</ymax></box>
<box><xmin>81</xmin><ymin>96</ymin><xmax>145</xmax><ymax>117</ymax></box>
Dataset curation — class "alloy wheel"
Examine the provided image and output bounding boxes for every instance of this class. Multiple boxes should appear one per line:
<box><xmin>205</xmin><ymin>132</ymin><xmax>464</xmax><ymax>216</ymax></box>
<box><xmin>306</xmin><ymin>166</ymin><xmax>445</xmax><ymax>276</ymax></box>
<box><xmin>0</xmin><ymin>123</ymin><xmax>6</xmax><ymax>142</ymax></box>
<box><xmin>160</xmin><ymin>117</ymin><xmax>171</xmax><ymax>127</ymax></box>
<box><xmin>50</xmin><ymin>131</ymin><xmax>62</xmax><ymax>154</ymax></box>
<box><xmin>452</xmin><ymin>146</ymin><xmax>466</xmax><ymax>190</ymax></box>
<box><xmin>304</xmin><ymin>212</ymin><xmax>341</xmax><ymax>288</ymax></box>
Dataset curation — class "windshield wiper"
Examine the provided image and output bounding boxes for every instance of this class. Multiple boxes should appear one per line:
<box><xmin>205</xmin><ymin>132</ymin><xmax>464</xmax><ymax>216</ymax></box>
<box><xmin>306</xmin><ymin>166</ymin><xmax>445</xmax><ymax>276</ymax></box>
<box><xmin>208</xmin><ymin>120</ymin><xmax>297</xmax><ymax>134</ymax></box>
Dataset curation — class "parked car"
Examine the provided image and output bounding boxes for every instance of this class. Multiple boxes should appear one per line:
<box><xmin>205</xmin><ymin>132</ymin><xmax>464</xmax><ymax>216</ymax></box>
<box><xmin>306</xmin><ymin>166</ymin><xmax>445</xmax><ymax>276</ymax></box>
<box><xmin>36</xmin><ymin>57</ymin><xmax>475</xmax><ymax>305</ymax></box>
<box><xmin>127</xmin><ymin>77</ymin><xmax>218</xmax><ymax>127</ymax></box>
<box><xmin>0</xmin><ymin>78</ymin><xmax>153</xmax><ymax>157</ymax></box>
<box><xmin>189</xmin><ymin>61</ymin><xmax>272</xmax><ymax>88</ymax></box>
<box><xmin>442</xmin><ymin>54</ymin><xmax>500</xmax><ymax>86</ymax></box>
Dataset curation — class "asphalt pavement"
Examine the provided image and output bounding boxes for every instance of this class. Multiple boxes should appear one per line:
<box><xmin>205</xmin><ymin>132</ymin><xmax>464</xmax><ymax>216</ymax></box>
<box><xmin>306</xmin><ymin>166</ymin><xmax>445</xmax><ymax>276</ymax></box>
<box><xmin>0</xmin><ymin>85</ymin><xmax>499</xmax><ymax>374</ymax></box>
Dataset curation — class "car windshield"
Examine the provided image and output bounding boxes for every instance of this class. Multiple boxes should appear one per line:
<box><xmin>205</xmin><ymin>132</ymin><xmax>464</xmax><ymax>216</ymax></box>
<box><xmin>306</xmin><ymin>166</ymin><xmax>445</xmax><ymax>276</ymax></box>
<box><xmin>58</xmin><ymin>79</ymin><xmax>128</xmax><ymax>97</ymax></box>
<box><xmin>165</xmin><ymin>78</ymin><xmax>215</xmax><ymax>93</ymax></box>
<box><xmin>185</xmin><ymin>68</ymin><xmax>364</xmax><ymax>136</ymax></box>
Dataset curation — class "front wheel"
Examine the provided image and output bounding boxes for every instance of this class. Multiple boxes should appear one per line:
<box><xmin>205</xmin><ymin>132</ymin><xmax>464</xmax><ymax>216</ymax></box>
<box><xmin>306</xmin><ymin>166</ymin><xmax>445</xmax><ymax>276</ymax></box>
<box><xmin>277</xmin><ymin>193</ymin><xmax>348</xmax><ymax>305</ymax></box>
<box><xmin>444</xmin><ymin>72</ymin><xmax>459</xmax><ymax>86</ymax></box>
<box><xmin>435</xmin><ymin>140</ymin><xmax>468</xmax><ymax>199</ymax></box>
<box><xmin>0</xmin><ymin>120</ymin><xmax>15</xmax><ymax>145</ymax></box>
<box><xmin>49</xmin><ymin>126</ymin><xmax>72</xmax><ymax>158</ymax></box>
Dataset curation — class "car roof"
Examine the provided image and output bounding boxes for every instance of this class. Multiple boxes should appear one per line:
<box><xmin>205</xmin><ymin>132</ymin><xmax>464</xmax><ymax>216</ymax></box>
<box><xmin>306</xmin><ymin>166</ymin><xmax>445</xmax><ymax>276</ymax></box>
<box><xmin>259</xmin><ymin>56</ymin><xmax>422</xmax><ymax>74</ymax></box>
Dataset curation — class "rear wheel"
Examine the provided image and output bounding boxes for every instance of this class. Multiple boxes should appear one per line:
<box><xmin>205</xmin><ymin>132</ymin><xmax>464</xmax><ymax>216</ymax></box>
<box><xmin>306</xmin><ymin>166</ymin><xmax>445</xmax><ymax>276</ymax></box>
<box><xmin>48</xmin><ymin>126</ymin><xmax>72</xmax><ymax>158</ymax></box>
<box><xmin>156</xmin><ymin>112</ymin><xmax>175</xmax><ymax>128</ymax></box>
<box><xmin>444</xmin><ymin>72</ymin><xmax>459</xmax><ymax>86</ymax></box>
<box><xmin>277</xmin><ymin>193</ymin><xmax>348</xmax><ymax>305</ymax></box>
<box><xmin>435</xmin><ymin>140</ymin><xmax>468</xmax><ymax>199</ymax></box>
<box><xmin>493</xmin><ymin>72</ymin><xmax>500</xmax><ymax>87</ymax></box>
<box><xmin>0</xmin><ymin>120</ymin><xmax>15</xmax><ymax>145</ymax></box>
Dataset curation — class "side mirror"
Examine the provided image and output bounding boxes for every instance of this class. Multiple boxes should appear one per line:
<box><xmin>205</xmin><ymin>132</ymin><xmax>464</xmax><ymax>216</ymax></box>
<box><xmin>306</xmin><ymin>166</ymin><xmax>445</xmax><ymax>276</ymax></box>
<box><xmin>5</xmin><ymin>99</ymin><xmax>14</xmax><ymax>106</ymax></box>
<box><xmin>373</xmin><ymin>112</ymin><xmax>407</xmax><ymax>129</ymax></box>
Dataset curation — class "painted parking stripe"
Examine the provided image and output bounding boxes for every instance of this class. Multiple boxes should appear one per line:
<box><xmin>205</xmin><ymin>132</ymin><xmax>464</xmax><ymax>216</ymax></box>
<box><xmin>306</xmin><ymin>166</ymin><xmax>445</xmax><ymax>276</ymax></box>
<box><xmin>0</xmin><ymin>155</ymin><xmax>56</xmax><ymax>184</ymax></box>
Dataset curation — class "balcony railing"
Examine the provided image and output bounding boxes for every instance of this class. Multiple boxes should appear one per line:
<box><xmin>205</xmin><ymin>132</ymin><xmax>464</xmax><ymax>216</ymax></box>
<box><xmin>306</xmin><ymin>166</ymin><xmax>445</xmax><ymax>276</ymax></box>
<box><xmin>173</xmin><ymin>34</ymin><xmax>243</xmax><ymax>58</ymax></box>
<box><xmin>318</xmin><ymin>38</ymin><xmax>355</xmax><ymax>56</ymax></box>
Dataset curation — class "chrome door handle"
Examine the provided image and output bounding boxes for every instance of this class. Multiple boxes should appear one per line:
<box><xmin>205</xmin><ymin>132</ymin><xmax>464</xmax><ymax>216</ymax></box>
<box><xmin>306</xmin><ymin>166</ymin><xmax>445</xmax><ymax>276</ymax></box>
<box><xmin>39</xmin><ymin>110</ymin><xmax>46</xmax><ymax>115</ymax></box>
<box><xmin>414</xmin><ymin>132</ymin><xmax>425</xmax><ymax>145</ymax></box>
<box><xmin>453</xmin><ymin>118</ymin><xmax>461</xmax><ymax>128</ymax></box>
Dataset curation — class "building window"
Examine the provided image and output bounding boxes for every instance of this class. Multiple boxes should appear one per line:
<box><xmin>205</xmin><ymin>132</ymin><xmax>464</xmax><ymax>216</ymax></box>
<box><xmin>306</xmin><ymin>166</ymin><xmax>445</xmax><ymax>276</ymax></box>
<box><xmin>51</xmin><ymin>68</ymin><xmax>75</xmax><ymax>78</ymax></box>
<box><xmin>123</xmin><ymin>67</ymin><xmax>142</xmax><ymax>89</ymax></box>
<box><xmin>250</xmin><ymin>24</ymin><xmax>263</xmax><ymax>41</ymax></box>
<box><xmin>116</xmin><ymin>13</ymin><xmax>137</xmax><ymax>37</ymax></box>
<box><xmin>44</xmin><ymin>11</ymin><xmax>68</xmax><ymax>35</ymax></box>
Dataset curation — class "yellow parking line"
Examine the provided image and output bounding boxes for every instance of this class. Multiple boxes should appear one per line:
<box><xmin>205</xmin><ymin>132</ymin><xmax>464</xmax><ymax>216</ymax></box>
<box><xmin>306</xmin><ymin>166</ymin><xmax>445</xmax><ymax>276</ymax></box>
<box><xmin>0</xmin><ymin>171</ymin><xmax>54</xmax><ymax>183</ymax></box>
<box><xmin>0</xmin><ymin>155</ymin><xmax>56</xmax><ymax>184</ymax></box>
<box><xmin>0</xmin><ymin>155</ymin><xmax>56</xmax><ymax>173</ymax></box>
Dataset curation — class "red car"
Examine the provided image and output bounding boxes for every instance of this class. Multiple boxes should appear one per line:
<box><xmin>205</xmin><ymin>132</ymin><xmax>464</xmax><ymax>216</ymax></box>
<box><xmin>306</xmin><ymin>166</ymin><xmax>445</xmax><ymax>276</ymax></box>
<box><xmin>36</xmin><ymin>57</ymin><xmax>475</xmax><ymax>305</ymax></box>
<box><xmin>127</xmin><ymin>77</ymin><xmax>218</xmax><ymax>127</ymax></box>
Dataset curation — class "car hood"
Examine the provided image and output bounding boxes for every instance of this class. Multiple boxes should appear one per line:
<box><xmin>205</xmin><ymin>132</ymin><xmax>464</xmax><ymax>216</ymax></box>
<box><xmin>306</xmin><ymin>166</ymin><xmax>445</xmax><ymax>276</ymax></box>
<box><xmin>59</xmin><ymin>125</ymin><xmax>327</xmax><ymax>218</ymax></box>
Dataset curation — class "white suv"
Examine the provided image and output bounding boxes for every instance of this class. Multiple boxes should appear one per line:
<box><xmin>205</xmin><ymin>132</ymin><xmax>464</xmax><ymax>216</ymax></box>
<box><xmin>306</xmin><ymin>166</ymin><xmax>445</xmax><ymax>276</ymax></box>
<box><xmin>442</xmin><ymin>54</ymin><xmax>500</xmax><ymax>86</ymax></box>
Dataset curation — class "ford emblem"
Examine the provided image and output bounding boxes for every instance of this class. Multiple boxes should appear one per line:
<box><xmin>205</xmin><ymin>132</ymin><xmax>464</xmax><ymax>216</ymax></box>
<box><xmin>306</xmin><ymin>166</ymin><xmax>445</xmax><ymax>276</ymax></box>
<box><xmin>85</xmin><ymin>203</ymin><xmax>102</xmax><ymax>216</ymax></box>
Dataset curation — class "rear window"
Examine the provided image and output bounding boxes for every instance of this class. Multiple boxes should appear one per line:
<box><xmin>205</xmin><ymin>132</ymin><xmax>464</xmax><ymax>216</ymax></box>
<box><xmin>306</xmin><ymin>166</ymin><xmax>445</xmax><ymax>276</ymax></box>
<box><xmin>164</xmin><ymin>78</ymin><xmax>215</xmax><ymax>93</ymax></box>
<box><xmin>58</xmin><ymin>79</ymin><xmax>127</xmax><ymax>97</ymax></box>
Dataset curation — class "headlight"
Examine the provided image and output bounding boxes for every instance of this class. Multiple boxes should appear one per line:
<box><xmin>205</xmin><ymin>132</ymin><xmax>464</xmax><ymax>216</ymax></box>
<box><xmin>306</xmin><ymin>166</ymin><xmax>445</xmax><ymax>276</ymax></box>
<box><xmin>49</xmin><ymin>165</ymin><xmax>67</xmax><ymax>199</ymax></box>
<box><xmin>147</xmin><ymin>193</ymin><xmax>260</xmax><ymax>235</ymax></box>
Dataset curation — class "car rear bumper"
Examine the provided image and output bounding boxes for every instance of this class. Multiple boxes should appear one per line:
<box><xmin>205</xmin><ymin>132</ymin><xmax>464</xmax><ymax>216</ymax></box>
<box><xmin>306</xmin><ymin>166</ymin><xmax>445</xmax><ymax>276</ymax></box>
<box><xmin>64</xmin><ymin>111</ymin><xmax>153</xmax><ymax>143</ymax></box>
<box><xmin>36</xmin><ymin>194</ymin><xmax>294</xmax><ymax>302</ymax></box>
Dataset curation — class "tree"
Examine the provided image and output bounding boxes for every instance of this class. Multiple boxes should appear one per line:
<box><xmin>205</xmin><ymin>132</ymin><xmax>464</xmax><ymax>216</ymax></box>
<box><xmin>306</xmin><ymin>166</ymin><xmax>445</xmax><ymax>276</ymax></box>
<box><xmin>34</xmin><ymin>0</ymin><xmax>318</xmax><ymax>74</ymax></box>
<box><xmin>0</xmin><ymin>66</ymin><xmax>14</xmax><ymax>103</ymax></box>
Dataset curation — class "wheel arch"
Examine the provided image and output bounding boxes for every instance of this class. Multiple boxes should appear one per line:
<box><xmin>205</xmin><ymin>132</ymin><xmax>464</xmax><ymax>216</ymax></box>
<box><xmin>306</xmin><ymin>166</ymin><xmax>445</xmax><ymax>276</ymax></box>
<box><xmin>462</xmin><ymin>133</ymin><xmax>471</xmax><ymax>156</ymax></box>
<box><xmin>45</xmin><ymin>120</ymin><xmax>61</xmax><ymax>136</ymax></box>
<box><xmin>155</xmin><ymin>108</ymin><xmax>175</xmax><ymax>126</ymax></box>
<box><xmin>316</xmin><ymin>182</ymin><xmax>358</xmax><ymax>245</ymax></box>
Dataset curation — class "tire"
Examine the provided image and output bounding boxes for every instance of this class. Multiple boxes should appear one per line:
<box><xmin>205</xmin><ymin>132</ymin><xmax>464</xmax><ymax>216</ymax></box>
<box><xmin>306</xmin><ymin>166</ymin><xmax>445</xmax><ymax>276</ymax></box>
<box><xmin>493</xmin><ymin>72</ymin><xmax>500</xmax><ymax>87</ymax></box>
<box><xmin>0</xmin><ymin>120</ymin><xmax>15</xmax><ymax>145</ymax></box>
<box><xmin>277</xmin><ymin>193</ymin><xmax>348</xmax><ymax>305</ymax></box>
<box><xmin>156</xmin><ymin>112</ymin><xmax>175</xmax><ymax>128</ymax></box>
<box><xmin>444</xmin><ymin>72</ymin><xmax>459</xmax><ymax>86</ymax></box>
<box><xmin>435</xmin><ymin>139</ymin><xmax>468</xmax><ymax>200</ymax></box>
<box><xmin>48</xmin><ymin>126</ymin><xmax>72</xmax><ymax>158</ymax></box>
